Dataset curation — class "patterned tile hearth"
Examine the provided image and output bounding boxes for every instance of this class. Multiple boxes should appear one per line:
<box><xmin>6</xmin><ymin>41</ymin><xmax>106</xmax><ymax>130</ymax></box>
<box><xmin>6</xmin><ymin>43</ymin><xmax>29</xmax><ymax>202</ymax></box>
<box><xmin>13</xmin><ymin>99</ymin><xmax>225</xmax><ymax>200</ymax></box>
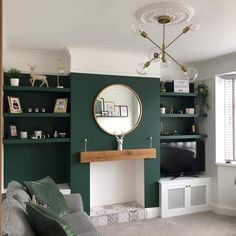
<box><xmin>90</xmin><ymin>201</ymin><xmax>146</xmax><ymax>226</ymax></box>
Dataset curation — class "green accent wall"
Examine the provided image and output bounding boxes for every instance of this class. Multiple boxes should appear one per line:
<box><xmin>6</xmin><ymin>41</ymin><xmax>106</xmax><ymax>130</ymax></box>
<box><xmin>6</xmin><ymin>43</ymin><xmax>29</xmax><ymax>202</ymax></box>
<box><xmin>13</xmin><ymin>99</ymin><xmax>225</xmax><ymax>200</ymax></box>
<box><xmin>70</xmin><ymin>73</ymin><xmax>160</xmax><ymax>213</ymax></box>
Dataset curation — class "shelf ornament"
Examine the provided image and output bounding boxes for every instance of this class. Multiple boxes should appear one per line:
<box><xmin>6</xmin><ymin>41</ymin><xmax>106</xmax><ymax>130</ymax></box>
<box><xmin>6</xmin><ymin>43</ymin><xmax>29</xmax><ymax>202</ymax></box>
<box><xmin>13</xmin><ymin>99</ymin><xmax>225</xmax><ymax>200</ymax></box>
<box><xmin>28</xmin><ymin>63</ymin><xmax>48</xmax><ymax>87</ymax></box>
<box><xmin>115</xmin><ymin>134</ymin><xmax>124</xmax><ymax>151</ymax></box>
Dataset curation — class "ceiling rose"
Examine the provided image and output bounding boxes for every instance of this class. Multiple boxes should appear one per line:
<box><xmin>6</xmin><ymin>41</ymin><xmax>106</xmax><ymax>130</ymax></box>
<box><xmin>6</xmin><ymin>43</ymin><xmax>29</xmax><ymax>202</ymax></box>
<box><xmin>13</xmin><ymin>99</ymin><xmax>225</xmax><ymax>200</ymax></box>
<box><xmin>135</xmin><ymin>2</ymin><xmax>193</xmax><ymax>25</ymax></box>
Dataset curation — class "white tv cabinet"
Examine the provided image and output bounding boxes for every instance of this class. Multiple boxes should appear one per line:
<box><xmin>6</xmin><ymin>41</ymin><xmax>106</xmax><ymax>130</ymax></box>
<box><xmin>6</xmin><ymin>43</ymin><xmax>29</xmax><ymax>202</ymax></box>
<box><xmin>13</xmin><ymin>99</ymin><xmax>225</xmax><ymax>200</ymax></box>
<box><xmin>159</xmin><ymin>176</ymin><xmax>211</xmax><ymax>218</ymax></box>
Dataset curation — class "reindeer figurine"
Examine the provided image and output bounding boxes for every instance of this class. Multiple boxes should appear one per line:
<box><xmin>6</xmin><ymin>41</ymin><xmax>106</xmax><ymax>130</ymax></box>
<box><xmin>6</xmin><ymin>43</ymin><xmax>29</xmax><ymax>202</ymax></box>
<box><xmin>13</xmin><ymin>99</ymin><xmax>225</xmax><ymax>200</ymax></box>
<box><xmin>115</xmin><ymin>134</ymin><xmax>125</xmax><ymax>151</ymax></box>
<box><xmin>28</xmin><ymin>64</ymin><xmax>49</xmax><ymax>87</ymax></box>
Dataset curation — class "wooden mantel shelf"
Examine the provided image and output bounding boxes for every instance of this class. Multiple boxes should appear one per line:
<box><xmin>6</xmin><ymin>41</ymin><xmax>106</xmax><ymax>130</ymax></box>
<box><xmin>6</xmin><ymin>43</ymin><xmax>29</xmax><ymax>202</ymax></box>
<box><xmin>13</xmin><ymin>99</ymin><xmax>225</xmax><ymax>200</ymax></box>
<box><xmin>80</xmin><ymin>148</ymin><xmax>156</xmax><ymax>163</ymax></box>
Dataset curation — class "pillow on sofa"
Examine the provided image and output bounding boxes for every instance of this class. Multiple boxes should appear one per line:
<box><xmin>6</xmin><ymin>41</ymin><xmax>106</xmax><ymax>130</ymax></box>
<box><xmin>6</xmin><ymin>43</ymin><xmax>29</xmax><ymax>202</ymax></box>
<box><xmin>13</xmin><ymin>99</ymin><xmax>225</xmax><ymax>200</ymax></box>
<box><xmin>3</xmin><ymin>198</ymin><xmax>36</xmax><ymax>236</ymax></box>
<box><xmin>26</xmin><ymin>202</ymin><xmax>76</xmax><ymax>236</ymax></box>
<box><xmin>24</xmin><ymin>176</ymin><xmax>69</xmax><ymax>216</ymax></box>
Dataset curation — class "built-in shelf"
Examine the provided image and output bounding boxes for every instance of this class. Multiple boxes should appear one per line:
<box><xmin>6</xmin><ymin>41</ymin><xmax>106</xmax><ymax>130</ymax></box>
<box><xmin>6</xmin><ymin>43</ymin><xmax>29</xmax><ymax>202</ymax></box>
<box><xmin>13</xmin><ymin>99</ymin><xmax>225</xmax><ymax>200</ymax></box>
<box><xmin>4</xmin><ymin>86</ymin><xmax>70</xmax><ymax>93</ymax></box>
<box><xmin>160</xmin><ymin>134</ymin><xmax>207</xmax><ymax>140</ymax></box>
<box><xmin>160</xmin><ymin>114</ymin><xmax>198</xmax><ymax>118</ymax></box>
<box><xmin>80</xmin><ymin>148</ymin><xmax>157</xmax><ymax>163</ymax></box>
<box><xmin>160</xmin><ymin>92</ymin><xmax>197</xmax><ymax>97</ymax></box>
<box><xmin>4</xmin><ymin>113</ymin><xmax>70</xmax><ymax>118</ymax></box>
<box><xmin>4</xmin><ymin>138</ymin><xmax>70</xmax><ymax>144</ymax></box>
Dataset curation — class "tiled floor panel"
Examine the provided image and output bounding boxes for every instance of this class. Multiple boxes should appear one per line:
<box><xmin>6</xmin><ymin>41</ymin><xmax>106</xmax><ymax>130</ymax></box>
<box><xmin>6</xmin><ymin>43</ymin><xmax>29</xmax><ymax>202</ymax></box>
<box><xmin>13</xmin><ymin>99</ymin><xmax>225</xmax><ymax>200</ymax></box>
<box><xmin>90</xmin><ymin>201</ymin><xmax>146</xmax><ymax>226</ymax></box>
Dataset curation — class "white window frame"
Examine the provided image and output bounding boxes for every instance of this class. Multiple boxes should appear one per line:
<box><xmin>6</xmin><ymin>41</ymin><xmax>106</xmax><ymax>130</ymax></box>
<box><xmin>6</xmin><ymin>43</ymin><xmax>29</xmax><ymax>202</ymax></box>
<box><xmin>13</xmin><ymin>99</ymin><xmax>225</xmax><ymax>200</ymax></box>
<box><xmin>215</xmin><ymin>73</ymin><xmax>236</xmax><ymax>165</ymax></box>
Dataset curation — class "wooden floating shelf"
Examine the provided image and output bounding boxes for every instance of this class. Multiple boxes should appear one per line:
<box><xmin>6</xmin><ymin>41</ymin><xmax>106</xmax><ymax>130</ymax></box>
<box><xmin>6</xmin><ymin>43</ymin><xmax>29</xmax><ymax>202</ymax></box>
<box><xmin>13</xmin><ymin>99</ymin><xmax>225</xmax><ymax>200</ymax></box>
<box><xmin>80</xmin><ymin>148</ymin><xmax>157</xmax><ymax>163</ymax></box>
<box><xmin>160</xmin><ymin>134</ymin><xmax>207</xmax><ymax>140</ymax></box>
<box><xmin>4</xmin><ymin>138</ymin><xmax>70</xmax><ymax>144</ymax></box>
<box><xmin>4</xmin><ymin>113</ymin><xmax>70</xmax><ymax>118</ymax></box>
<box><xmin>160</xmin><ymin>114</ymin><xmax>198</xmax><ymax>118</ymax></box>
<box><xmin>160</xmin><ymin>92</ymin><xmax>197</xmax><ymax>97</ymax></box>
<box><xmin>4</xmin><ymin>86</ymin><xmax>70</xmax><ymax>93</ymax></box>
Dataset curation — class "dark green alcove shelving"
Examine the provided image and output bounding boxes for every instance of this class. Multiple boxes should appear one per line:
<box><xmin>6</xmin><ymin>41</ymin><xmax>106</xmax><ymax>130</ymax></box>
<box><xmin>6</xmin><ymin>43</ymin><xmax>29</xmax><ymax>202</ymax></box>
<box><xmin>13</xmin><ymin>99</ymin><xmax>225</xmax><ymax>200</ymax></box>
<box><xmin>3</xmin><ymin>73</ymin><xmax>71</xmax><ymax>187</ymax></box>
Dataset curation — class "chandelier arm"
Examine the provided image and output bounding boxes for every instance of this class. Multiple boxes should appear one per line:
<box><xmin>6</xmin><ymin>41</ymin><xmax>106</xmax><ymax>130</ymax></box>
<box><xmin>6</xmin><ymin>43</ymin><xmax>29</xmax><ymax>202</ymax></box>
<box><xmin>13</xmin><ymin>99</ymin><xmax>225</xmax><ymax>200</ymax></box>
<box><xmin>163</xmin><ymin>23</ymin><xmax>165</xmax><ymax>46</ymax></box>
<box><xmin>166</xmin><ymin>26</ymin><xmax>190</xmax><ymax>49</ymax></box>
<box><xmin>164</xmin><ymin>51</ymin><xmax>186</xmax><ymax>71</ymax></box>
<box><xmin>146</xmin><ymin>36</ymin><xmax>162</xmax><ymax>51</ymax></box>
<box><xmin>166</xmin><ymin>32</ymin><xmax>184</xmax><ymax>49</ymax></box>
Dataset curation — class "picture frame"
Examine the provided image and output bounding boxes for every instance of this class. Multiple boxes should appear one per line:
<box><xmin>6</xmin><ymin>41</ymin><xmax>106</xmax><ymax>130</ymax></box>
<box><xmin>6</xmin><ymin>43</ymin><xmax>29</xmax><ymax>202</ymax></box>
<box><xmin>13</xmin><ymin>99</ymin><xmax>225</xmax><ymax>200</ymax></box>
<box><xmin>120</xmin><ymin>105</ymin><xmax>128</xmax><ymax>117</ymax></box>
<box><xmin>95</xmin><ymin>98</ymin><xmax>104</xmax><ymax>116</ymax></box>
<box><xmin>114</xmin><ymin>106</ymin><xmax>121</xmax><ymax>117</ymax></box>
<box><xmin>7</xmin><ymin>96</ymin><xmax>22</xmax><ymax>113</ymax></box>
<box><xmin>9</xmin><ymin>125</ymin><xmax>18</xmax><ymax>138</ymax></box>
<box><xmin>104</xmin><ymin>101</ymin><xmax>115</xmax><ymax>116</ymax></box>
<box><xmin>54</xmin><ymin>98</ymin><xmax>68</xmax><ymax>113</ymax></box>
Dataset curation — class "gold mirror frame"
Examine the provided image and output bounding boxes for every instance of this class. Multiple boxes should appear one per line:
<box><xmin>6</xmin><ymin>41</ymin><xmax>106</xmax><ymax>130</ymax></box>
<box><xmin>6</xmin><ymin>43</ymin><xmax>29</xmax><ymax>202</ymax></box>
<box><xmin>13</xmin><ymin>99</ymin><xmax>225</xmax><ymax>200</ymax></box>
<box><xmin>93</xmin><ymin>84</ymin><xmax>143</xmax><ymax>135</ymax></box>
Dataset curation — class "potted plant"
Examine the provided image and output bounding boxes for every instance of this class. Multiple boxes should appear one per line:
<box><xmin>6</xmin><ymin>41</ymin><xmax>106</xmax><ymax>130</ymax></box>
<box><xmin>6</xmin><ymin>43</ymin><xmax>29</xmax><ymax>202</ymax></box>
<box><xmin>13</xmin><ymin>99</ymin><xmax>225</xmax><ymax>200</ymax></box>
<box><xmin>8</xmin><ymin>68</ymin><xmax>21</xmax><ymax>86</ymax></box>
<box><xmin>195</xmin><ymin>81</ymin><xmax>209</xmax><ymax>118</ymax></box>
<box><xmin>160</xmin><ymin>103</ymin><xmax>166</xmax><ymax>114</ymax></box>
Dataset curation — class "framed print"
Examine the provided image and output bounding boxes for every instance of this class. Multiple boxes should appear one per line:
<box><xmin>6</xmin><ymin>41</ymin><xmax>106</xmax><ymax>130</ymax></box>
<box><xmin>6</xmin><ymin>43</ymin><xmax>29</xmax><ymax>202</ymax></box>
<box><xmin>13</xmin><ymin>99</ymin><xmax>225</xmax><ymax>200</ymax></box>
<box><xmin>7</xmin><ymin>96</ymin><xmax>22</xmax><ymax>113</ymax></box>
<box><xmin>104</xmin><ymin>101</ymin><xmax>115</xmax><ymax>116</ymax></box>
<box><xmin>120</xmin><ymin>105</ymin><xmax>128</xmax><ymax>117</ymax></box>
<box><xmin>9</xmin><ymin>125</ymin><xmax>18</xmax><ymax>138</ymax></box>
<box><xmin>54</xmin><ymin>98</ymin><xmax>68</xmax><ymax>113</ymax></box>
<box><xmin>95</xmin><ymin>98</ymin><xmax>104</xmax><ymax>116</ymax></box>
<box><xmin>114</xmin><ymin>106</ymin><xmax>121</xmax><ymax>117</ymax></box>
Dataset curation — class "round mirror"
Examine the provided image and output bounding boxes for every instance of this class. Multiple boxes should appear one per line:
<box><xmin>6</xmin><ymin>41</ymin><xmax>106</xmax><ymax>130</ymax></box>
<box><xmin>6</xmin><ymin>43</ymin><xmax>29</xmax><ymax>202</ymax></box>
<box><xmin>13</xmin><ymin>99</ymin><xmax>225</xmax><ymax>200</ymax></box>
<box><xmin>94</xmin><ymin>84</ymin><xmax>142</xmax><ymax>135</ymax></box>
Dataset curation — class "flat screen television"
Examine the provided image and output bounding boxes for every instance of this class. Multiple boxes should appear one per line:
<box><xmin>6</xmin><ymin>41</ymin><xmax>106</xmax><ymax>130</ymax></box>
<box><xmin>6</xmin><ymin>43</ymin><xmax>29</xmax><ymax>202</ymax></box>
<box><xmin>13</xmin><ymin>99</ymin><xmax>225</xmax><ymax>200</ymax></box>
<box><xmin>160</xmin><ymin>141</ymin><xmax>205</xmax><ymax>179</ymax></box>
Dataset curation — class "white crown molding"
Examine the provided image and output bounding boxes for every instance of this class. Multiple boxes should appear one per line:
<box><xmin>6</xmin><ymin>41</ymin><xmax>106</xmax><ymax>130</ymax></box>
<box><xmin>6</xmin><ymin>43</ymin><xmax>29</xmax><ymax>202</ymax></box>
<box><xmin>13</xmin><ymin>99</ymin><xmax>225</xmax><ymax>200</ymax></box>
<box><xmin>136</xmin><ymin>2</ymin><xmax>193</xmax><ymax>25</ymax></box>
<box><xmin>67</xmin><ymin>47</ymin><xmax>161</xmax><ymax>78</ymax></box>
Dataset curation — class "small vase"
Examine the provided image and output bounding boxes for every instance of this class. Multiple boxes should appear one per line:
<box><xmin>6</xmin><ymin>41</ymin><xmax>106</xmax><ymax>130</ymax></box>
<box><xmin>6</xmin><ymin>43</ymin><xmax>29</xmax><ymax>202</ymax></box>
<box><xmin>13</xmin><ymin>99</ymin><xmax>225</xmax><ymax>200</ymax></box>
<box><xmin>10</xmin><ymin>78</ymin><xmax>19</xmax><ymax>86</ymax></box>
<box><xmin>160</xmin><ymin>107</ymin><xmax>166</xmax><ymax>114</ymax></box>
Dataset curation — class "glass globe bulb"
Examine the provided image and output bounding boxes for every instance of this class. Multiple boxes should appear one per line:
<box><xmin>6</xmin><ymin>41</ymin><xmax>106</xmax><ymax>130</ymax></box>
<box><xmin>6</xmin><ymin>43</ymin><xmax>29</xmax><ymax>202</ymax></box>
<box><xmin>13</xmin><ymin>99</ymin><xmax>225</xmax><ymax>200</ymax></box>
<box><xmin>148</xmin><ymin>47</ymin><xmax>161</xmax><ymax>62</ymax></box>
<box><xmin>189</xmin><ymin>24</ymin><xmax>200</xmax><ymax>31</ymax></box>
<box><xmin>136</xmin><ymin>63</ymin><xmax>148</xmax><ymax>75</ymax></box>
<box><xmin>184</xmin><ymin>67</ymin><xmax>198</xmax><ymax>81</ymax></box>
<box><xmin>131</xmin><ymin>22</ymin><xmax>144</xmax><ymax>36</ymax></box>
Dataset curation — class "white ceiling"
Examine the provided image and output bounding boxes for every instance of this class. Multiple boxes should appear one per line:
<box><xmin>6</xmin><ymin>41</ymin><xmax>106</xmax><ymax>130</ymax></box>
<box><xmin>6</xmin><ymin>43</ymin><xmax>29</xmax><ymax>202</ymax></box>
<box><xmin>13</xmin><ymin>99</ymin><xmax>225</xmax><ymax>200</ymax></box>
<box><xmin>4</xmin><ymin>0</ymin><xmax>236</xmax><ymax>63</ymax></box>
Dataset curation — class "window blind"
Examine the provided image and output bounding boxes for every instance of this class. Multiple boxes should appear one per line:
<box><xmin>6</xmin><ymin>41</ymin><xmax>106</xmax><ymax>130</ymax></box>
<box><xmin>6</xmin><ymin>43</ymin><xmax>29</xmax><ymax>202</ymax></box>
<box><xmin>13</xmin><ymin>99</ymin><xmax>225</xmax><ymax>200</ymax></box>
<box><xmin>224</xmin><ymin>79</ymin><xmax>235</xmax><ymax>161</ymax></box>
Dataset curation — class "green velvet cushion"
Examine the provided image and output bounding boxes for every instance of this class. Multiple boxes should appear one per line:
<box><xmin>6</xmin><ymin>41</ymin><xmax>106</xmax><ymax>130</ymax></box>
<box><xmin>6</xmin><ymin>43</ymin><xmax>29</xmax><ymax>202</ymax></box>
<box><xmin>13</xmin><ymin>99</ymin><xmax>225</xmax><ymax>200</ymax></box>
<box><xmin>24</xmin><ymin>176</ymin><xmax>69</xmax><ymax>217</ymax></box>
<box><xmin>26</xmin><ymin>202</ymin><xmax>76</xmax><ymax>236</ymax></box>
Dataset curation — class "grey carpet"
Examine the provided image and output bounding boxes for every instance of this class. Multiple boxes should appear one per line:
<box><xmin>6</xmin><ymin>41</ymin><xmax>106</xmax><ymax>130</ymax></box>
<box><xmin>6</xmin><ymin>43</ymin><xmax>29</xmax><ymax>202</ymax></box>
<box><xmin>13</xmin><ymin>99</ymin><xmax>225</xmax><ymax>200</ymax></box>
<box><xmin>98</xmin><ymin>211</ymin><xmax>236</xmax><ymax>236</ymax></box>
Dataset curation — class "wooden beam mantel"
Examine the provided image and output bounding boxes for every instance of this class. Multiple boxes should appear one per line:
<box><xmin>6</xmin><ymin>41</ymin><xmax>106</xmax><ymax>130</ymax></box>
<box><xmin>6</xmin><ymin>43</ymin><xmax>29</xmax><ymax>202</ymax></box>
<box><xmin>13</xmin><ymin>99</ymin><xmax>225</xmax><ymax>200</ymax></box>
<box><xmin>80</xmin><ymin>148</ymin><xmax>156</xmax><ymax>163</ymax></box>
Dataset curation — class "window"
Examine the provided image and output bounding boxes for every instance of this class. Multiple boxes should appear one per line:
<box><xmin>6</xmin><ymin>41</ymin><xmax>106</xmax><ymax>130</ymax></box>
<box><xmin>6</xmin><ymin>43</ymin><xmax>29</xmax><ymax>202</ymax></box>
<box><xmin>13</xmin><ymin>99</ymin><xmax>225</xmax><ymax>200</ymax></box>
<box><xmin>224</xmin><ymin>78</ymin><xmax>236</xmax><ymax>161</ymax></box>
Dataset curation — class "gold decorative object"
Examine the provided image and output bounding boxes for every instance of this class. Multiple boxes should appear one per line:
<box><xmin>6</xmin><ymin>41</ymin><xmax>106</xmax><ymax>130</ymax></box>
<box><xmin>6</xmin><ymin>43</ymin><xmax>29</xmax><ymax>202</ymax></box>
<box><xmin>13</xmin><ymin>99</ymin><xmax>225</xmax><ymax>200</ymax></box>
<box><xmin>132</xmin><ymin>2</ymin><xmax>200</xmax><ymax>81</ymax></box>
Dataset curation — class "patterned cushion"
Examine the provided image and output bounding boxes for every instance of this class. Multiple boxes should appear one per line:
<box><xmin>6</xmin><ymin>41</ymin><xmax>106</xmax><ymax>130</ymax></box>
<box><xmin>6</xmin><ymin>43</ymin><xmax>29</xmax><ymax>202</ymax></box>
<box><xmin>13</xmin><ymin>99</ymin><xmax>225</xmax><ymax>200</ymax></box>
<box><xmin>24</xmin><ymin>176</ymin><xmax>69</xmax><ymax>217</ymax></box>
<box><xmin>26</xmin><ymin>202</ymin><xmax>76</xmax><ymax>236</ymax></box>
<box><xmin>31</xmin><ymin>194</ymin><xmax>50</xmax><ymax>209</ymax></box>
<box><xmin>2</xmin><ymin>198</ymin><xmax>36</xmax><ymax>236</ymax></box>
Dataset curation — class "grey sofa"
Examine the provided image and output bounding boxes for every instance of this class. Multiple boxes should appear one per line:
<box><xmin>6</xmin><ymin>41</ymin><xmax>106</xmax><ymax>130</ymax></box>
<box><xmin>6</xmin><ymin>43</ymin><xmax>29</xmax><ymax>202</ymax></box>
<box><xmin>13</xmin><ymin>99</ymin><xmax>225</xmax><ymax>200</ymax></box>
<box><xmin>2</xmin><ymin>181</ymin><xmax>101</xmax><ymax>236</ymax></box>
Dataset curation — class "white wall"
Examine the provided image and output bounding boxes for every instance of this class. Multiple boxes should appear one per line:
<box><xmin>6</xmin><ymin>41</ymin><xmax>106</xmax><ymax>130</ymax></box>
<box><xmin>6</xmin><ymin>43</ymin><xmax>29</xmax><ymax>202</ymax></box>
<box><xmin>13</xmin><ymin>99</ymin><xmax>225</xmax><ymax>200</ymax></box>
<box><xmin>194</xmin><ymin>52</ymin><xmax>236</xmax><ymax>216</ymax></box>
<box><xmin>90</xmin><ymin>160</ymin><xmax>135</xmax><ymax>207</ymax></box>
<box><xmin>3</xmin><ymin>48</ymin><xmax>70</xmax><ymax>75</ymax></box>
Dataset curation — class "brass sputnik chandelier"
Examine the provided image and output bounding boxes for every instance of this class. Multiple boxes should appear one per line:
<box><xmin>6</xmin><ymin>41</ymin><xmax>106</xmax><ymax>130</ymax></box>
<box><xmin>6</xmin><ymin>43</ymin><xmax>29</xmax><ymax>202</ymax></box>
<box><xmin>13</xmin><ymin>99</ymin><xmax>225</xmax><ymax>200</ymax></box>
<box><xmin>132</xmin><ymin>2</ymin><xmax>199</xmax><ymax>81</ymax></box>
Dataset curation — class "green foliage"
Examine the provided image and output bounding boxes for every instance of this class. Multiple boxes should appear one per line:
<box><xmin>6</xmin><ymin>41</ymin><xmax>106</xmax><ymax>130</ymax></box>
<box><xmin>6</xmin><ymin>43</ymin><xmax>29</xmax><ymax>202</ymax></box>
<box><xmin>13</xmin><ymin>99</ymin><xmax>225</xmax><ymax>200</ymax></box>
<box><xmin>7</xmin><ymin>68</ymin><xmax>21</xmax><ymax>78</ymax></box>
<box><xmin>160</xmin><ymin>103</ymin><xmax>165</xmax><ymax>108</ymax></box>
<box><xmin>195</xmin><ymin>81</ymin><xmax>209</xmax><ymax>118</ymax></box>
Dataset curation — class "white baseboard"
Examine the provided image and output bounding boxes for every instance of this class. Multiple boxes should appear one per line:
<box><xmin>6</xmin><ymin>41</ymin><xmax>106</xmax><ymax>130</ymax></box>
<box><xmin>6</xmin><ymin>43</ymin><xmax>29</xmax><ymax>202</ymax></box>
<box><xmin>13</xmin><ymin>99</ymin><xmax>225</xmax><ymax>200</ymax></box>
<box><xmin>211</xmin><ymin>202</ymin><xmax>236</xmax><ymax>217</ymax></box>
<box><xmin>145</xmin><ymin>207</ymin><xmax>160</xmax><ymax>219</ymax></box>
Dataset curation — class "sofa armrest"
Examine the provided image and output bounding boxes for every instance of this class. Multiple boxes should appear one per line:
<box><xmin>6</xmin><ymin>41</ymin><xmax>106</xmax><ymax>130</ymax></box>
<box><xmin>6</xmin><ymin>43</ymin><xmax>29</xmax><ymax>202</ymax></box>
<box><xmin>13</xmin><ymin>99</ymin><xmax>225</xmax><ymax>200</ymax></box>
<box><xmin>64</xmin><ymin>194</ymin><xmax>84</xmax><ymax>213</ymax></box>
